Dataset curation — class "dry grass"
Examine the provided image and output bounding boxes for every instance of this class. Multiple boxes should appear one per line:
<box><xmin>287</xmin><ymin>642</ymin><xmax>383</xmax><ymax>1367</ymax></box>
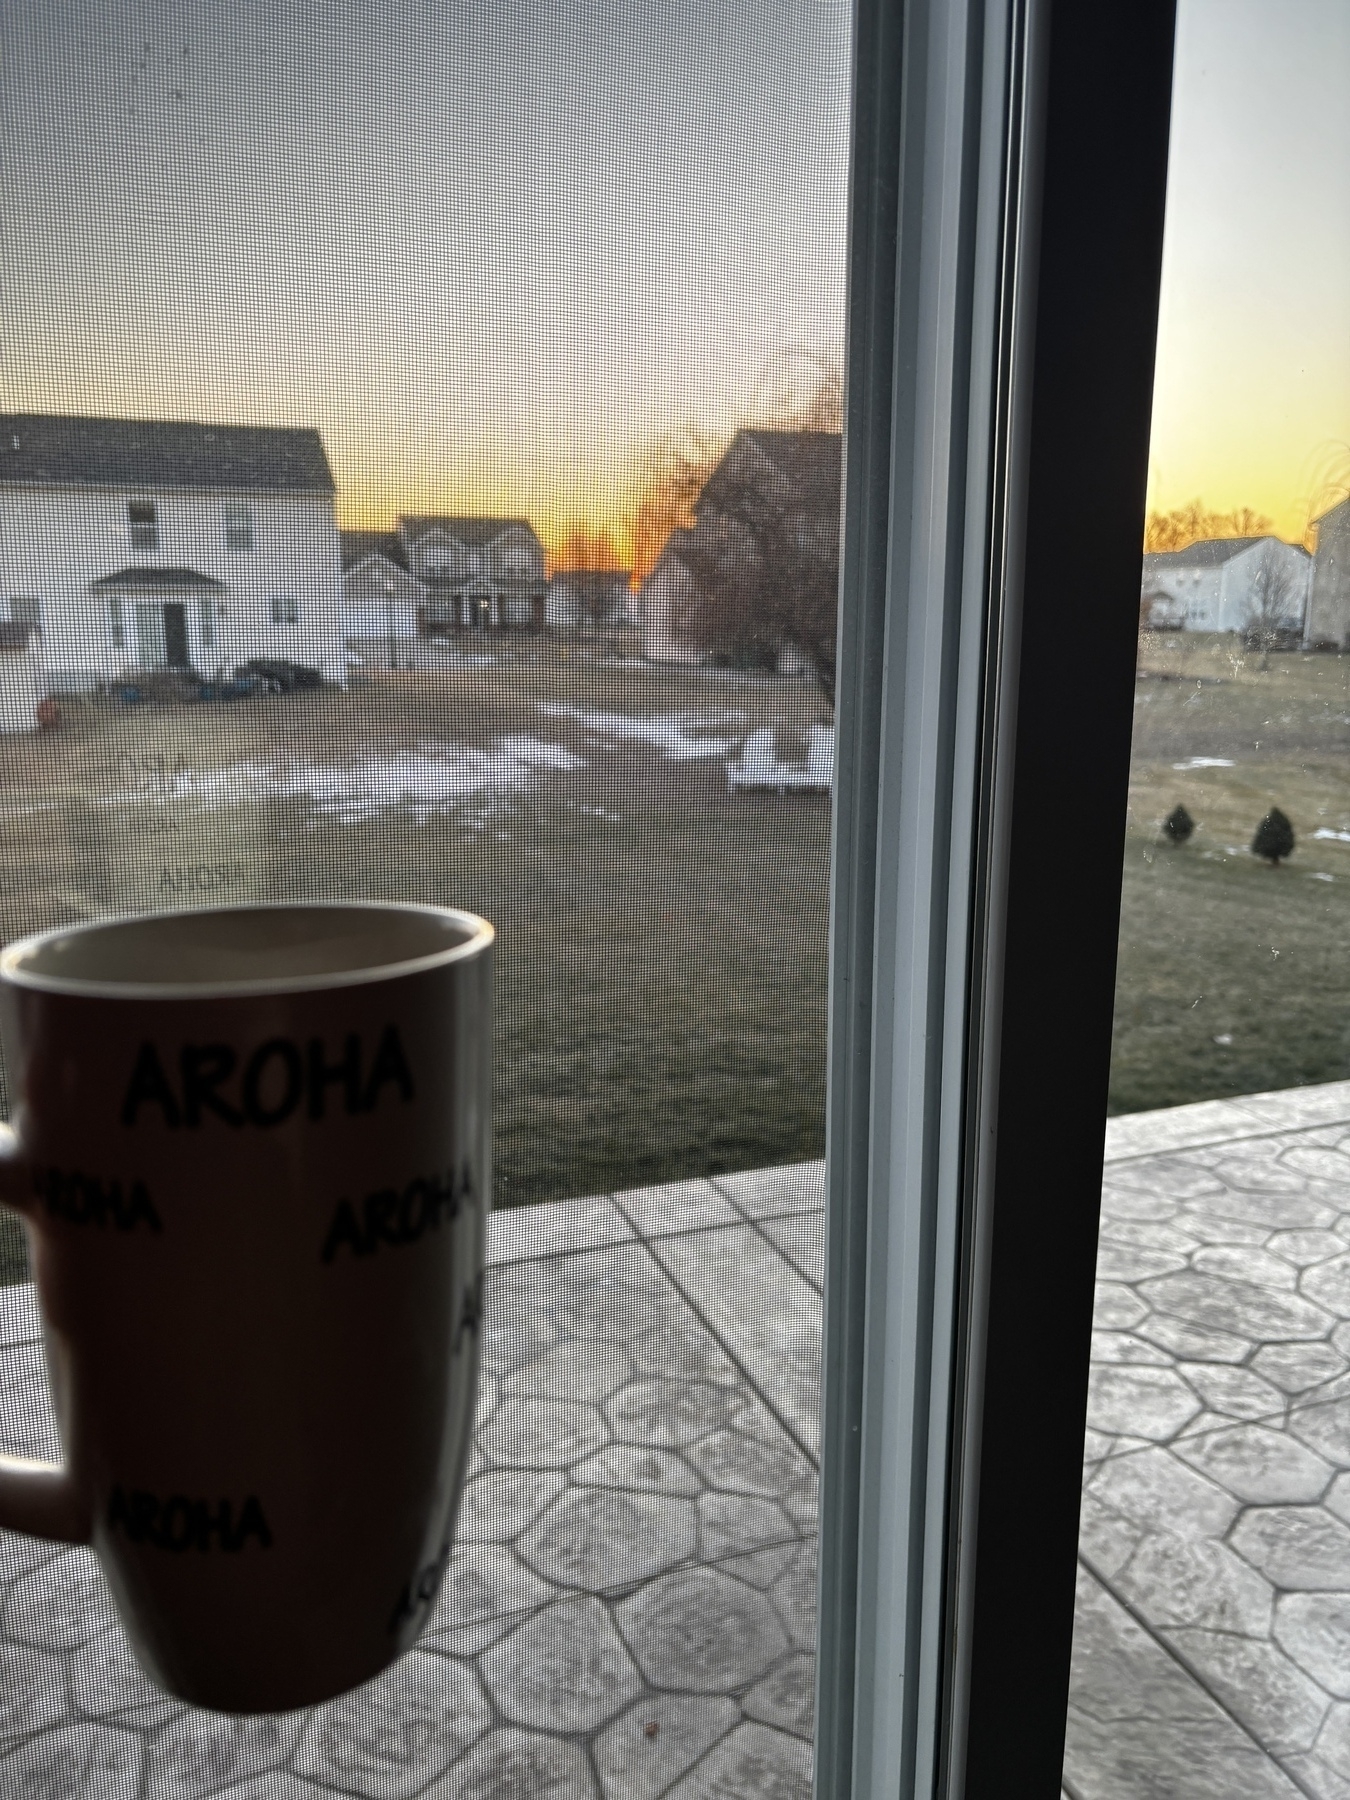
<box><xmin>4</xmin><ymin>632</ymin><xmax>1345</xmax><ymax>1283</ymax></box>
<box><xmin>0</xmin><ymin>650</ymin><xmax>831</xmax><ymax>1281</ymax></box>
<box><xmin>1112</xmin><ymin>636</ymin><xmax>1350</xmax><ymax>1113</ymax></box>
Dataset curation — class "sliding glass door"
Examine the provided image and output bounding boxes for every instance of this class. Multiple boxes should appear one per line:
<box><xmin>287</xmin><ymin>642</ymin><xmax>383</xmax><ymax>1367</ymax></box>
<box><xmin>0</xmin><ymin>0</ymin><xmax>1187</xmax><ymax>1793</ymax></box>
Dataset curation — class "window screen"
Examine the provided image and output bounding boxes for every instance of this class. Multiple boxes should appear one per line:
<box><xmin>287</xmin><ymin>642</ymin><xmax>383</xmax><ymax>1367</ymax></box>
<box><xmin>0</xmin><ymin>0</ymin><xmax>849</xmax><ymax>1789</ymax></box>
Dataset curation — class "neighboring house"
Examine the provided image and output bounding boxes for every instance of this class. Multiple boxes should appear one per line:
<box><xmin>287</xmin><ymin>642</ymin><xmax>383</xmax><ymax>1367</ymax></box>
<box><xmin>1305</xmin><ymin>498</ymin><xmax>1350</xmax><ymax>649</ymax></box>
<box><xmin>0</xmin><ymin>413</ymin><xmax>345</xmax><ymax>692</ymax></box>
<box><xmin>547</xmin><ymin>570</ymin><xmax>634</xmax><ymax>629</ymax></box>
<box><xmin>1139</xmin><ymin>535</ymin><xmax>1312</xmax><ymax>636</ymax></box>
<box><xmin>340</xmin><ymin>531</ymin><xmax>424</xmax><ymax>668</ymax></box>
<box><xmin>640</xmin><ymin>530</ymin><xmax>704</xmax><ymax>665</ymax></box>
<box><xmin>641</xmin><ymin>429</ymin><xmax>842</xmax><ymax>670</ymax></box>
<box><xmin>0</xmin><ymin>624</ymin><xmax>43</xmax><ymax>732</ymax></box>
<box><xmin>397</xmin><ymin>516</ymin><xmax>546</xmax><ymax>630</ymax></box>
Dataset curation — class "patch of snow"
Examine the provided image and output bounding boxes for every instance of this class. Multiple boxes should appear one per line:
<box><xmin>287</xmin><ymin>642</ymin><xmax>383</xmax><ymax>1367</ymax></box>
<box><xmin>1309</xmin><ymin>871</ymin><xmax>1335</xmax><ymax>881</ymax></box>
<box><xmin>1313</xmin><ymin>827</ymin><xmax>1350</xmax><ymax>843</ymax></box>
<box><xmin>540</xmin><ymin>702</ymin><xmax>737</xmax><ymax>760</ymax></box>
<box><xmin>110</xmin><ymin>735</ymin><xmax>583</xmax><ymax>826</ymax></box>
<box><xmin>1171</xmin><ymin>757</ymin><xmax>1235</xmax><ymax>770</ymax></box>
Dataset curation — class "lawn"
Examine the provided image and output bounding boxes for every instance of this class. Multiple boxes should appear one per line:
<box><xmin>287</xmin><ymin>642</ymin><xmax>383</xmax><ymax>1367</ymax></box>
<box><xmin>0</xmin><ymin>648</ymin><xmax>831</xmax><ymax>1280</ymax></box>
<box><xmin>2</xmin><ymin>632</ymin><xmax>1347</xmax><ymax>1285</ymax></box>
<box><xmin>1111</xmin><ymin>635</ymin><xmax>1350</xmax><ymax>1113</ymax></box>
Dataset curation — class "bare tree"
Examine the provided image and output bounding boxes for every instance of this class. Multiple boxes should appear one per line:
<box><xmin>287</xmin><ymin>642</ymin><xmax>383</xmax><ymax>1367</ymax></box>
<box><xmin>1297</xmin><ymin>442</ymin><xmax>1350</xmax><ymax>550</ymax></box>
<box><xmin>1144</xmin><ymin>499</ymin><xmax>1273</xmax><ymax>553</ymax></box>
<box><xmin>626</xmin><ymin>350</ymin><xmax>844</xmax><ymax>703</ymax></box>
<box><xmin>677</xmin><ymin>439</ymin><xmax>842</xmax><ymax>706</ymax></box>
<box><xmin>551</xmin><ymin>522</ymin><xmax>627</xmax><ymax>576</ymax></box>
<box><xmin>627</xmin><ymin>428</ymin><xmax>723</xmax><ymax>584</ymax></box>
<box><xmin>1243</xmin><ymin>547</ymin><xmax>1302</xmax><ymax>669</ymax></box>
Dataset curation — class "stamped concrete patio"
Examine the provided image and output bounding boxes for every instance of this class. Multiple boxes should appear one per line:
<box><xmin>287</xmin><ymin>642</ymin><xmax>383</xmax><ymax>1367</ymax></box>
<box><xmin>2</xmin><ymin>1084</ymin><xmax>1350</xmax><ymax>1797</ymax></box>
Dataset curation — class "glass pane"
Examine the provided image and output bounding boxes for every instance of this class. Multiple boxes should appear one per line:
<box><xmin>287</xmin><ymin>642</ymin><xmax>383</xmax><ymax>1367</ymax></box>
<box><xmin>1066</xmin><ymin>2</ymin><xmax>1350</xmax><ymax>1794</ymax></box>
<box><xmin>0</xmin><ymin>0</ymin><xmax>849</xmax><ymax>1788</ymax></box>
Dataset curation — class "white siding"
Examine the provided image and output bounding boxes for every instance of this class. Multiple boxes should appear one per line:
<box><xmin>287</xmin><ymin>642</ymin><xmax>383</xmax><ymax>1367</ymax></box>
<box><xmin>341</xmin><ymin>555</ymin><xmax>422</xmax><ymax>648</ymax></box>
<box><xmin>641</xmin><ymin>555</ymin><xmax>703</xmax><ymax>665</ymax></box>
<box><xmin>1307</xmin><ymin>502</ymin><xmax>1350</xmax><ymax>648</ymax></box>
<box><xmin>0</xmin><ymin>640</ymin><xmax>42</xmax><ymax>731</ymax></box>
<box><xmin>1143</xmin><ymin>539</ymin><xmax>1312</xmax><ymax>635</ymax></box>
<box><xmin>0</xmin><ymin>484</ymin><xmax>345</xmax><ymax>691</ymax></box>
<box><xmin>1217</xmin><ymin>540</ymin><xmax>1311</xmax><ymax>634</ymax></box>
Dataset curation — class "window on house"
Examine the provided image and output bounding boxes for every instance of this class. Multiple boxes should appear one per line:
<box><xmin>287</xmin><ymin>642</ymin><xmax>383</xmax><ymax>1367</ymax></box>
<box><xmin>269</xmin><ymin>595</ymin><xmax>299</xmax><ymax>624</ymax></box>
<box><xmin>127</xmin><ymin>499</ymin><xmax>158</xmax><ymax>550</ymax></box>
<box><xmin>7</xmin><ymin>597</ymin><xmax>41</xmax><ymax>628</ymax></box>
<box><xmin>224</xmin><ymin>504</ymin><xmax>254</xmax><ymax>551</ymax></box>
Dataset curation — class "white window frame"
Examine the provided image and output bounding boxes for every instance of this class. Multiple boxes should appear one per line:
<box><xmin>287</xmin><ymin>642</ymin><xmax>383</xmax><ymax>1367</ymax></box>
<box><xmin>224</xmin><ymin>503</ymin><xmax>254</xmax><ymax>552</ymax></box>
<box><xmin>127</xmin><ymin>498</ymin><xmax>158</xmax><ymax>552</ymax></box>
<box><xmin>818</xmin><ymin>1</ymin><xmax>1175</xmax><ymax>1794</ymax></box>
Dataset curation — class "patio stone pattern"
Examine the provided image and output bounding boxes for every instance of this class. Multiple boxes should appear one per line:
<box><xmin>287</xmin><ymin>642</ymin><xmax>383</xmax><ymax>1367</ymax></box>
<box><xmin>0</xmin><ymin>1166</ymin><xmax>823</xmax><ymax>1800</ymax></box>
<box><xmin>0</xmin><ymin>1084</ymin><xmax>1349</xmax><ymax>1796</ymax></box>
<box><xmin>1069</xmin><ymin>1081</ymin><xmax>1350</xmax><ymax>1800</ymax></box>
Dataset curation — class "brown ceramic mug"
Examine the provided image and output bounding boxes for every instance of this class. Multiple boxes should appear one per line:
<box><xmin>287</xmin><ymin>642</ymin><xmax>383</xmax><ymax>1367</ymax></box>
<box><xmin>0</xmin><ymin>900</ymin><xmax>492</xmax><ymax>1711</ymax></box>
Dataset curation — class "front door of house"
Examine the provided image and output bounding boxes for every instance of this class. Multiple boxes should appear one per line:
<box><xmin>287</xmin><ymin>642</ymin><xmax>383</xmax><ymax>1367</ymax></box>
<box><xmin>163</xmin><ymin>602</ymin><xmax>189</xmax><ymax>667</ymax></box>
<box><xmin>135</xmin><ymin>602</ymin><xmax>165</xmax><ymax>666</ymax></box>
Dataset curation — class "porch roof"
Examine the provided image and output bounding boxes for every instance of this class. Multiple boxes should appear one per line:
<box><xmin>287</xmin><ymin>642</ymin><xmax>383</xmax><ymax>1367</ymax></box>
<box><xmin>91</xmin><ymin>568</ymin><xmax>226</xmax><ymax>591</ymax></box>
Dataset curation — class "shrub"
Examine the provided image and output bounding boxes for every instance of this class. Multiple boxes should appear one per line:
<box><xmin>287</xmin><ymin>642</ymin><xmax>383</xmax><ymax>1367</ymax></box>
<box><xmin>1251</xmin><ymin>808</ymin><xmax>1295</xmax><ymax>865</ymax></box>
<box><xmin>1163</xmin><ymin>804</ymin><xmax>1194</xmax><ymax>844</ymax></box>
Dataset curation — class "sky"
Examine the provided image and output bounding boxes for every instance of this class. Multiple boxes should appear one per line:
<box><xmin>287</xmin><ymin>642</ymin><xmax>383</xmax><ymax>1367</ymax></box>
<box><xmin>0</xmin><ymin>0</ymin><xmax>850</xmax><ymax>554</ymax></box>
<box><xmin>0</xmin><ymin>0</ymin><xmax>1345</xmax><ymax>552</ymax></box>
<box><xmin>1149</xmin><ymin>0</ymin><xmax>1350</xmax><ymax>543</ymax></box>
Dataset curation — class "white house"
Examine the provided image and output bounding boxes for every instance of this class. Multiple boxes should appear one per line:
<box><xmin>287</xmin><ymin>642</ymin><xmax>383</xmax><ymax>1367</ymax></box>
<box><xmin>1305</xmin><ymin>497</ymin><xmax>1350</xmax><ymax>649</ymax></box>
<box><xmin>547</xmin><ymin>569</ymin><xmax>634</xmax><ymax>630</ymax></box>
<box><xmin>640</xmin><ymin>528</ymin><xmax>705</xmax><ymax>665</ymax></box>
<box><xmin>1140</xmin><ymin>535</ymin><xmax>1312</xmax><ymax>636</ymax></box>
<box><xmin>397</xmin><ymin>516</ymin><xmax>546</xmax><ymax>630</ymax></box>
<box><xmin>640</xmin><ymin>430</ymin><xmax>842</xmax><ymax>671</ymax></box>
<box><xmin>340</xmin><ymin>531</ymin><xmax>424</xmax><ymax>669</ymax></box>
<box><xmin>0</xmin><ymin>623</ymin><xmax>43</xmax><ymax>732</ymax></box>
<box><xmin>0</xmin><ymin>414</ymin><xmax>346</xmax><ymax>692</ymax></box>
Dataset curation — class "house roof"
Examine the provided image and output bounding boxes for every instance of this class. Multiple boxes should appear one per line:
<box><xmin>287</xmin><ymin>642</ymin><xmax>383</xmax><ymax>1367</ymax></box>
<box><xmin>340</xmin><ymin>530</ymin><xmax>409</xmax><ymax>572</ymax></box>
<box><xmin>1141</xmin><ymin>536</ymin><xmax>1306</xmax><ymax>571</ymax></box>
<box><xmin>91</xmin><ymin>567</ymin><xmax>226</xmax><ymax>591</ymax></box>
<box><xmin>0</xmin><ymin>414</ymin><xmax>334</xmax><ymax>492</ymax></box>
<box><xmin>642</xmin><ymin>528</ymin><xmax>700</xmax><ymax>586</ymax></box>
<box><xmin>399</xmin><ymin>515</ymin><xmax>540</xmax><ymax>548</ymax></box>
<box><xmin>698</xmin><ymin>429</ymin><xmax>842</xmax><ymax>517</ymax></box>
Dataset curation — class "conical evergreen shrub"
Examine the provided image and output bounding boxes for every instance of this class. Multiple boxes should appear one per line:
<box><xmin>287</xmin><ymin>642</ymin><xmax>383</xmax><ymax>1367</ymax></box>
<box><xmin>1251</xmin><ymin>808</ymin><xmax>1295</xmax><ymax>865</ymax></box>
<box><xmin>1163</xmin><ymin>804</ymin><xmax>1194</xmax><ymax>844</ymax></box>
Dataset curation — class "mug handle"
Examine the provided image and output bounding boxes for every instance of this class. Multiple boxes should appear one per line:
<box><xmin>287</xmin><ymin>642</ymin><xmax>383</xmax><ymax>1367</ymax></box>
<box><xmin>0</xmin><ymin>1123</ymin><xmax>92</xmax><ymax>1544</ymax></box>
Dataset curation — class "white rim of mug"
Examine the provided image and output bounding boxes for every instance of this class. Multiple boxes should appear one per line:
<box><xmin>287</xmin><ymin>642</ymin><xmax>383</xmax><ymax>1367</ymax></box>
<box><xmin>0</xmin><ymin>899</ymin><xmax>494</xmax><ymax>1001</ymax></box>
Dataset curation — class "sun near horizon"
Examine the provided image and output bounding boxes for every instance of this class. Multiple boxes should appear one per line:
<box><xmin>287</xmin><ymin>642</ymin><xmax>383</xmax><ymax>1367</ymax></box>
<box><xmin>0</xmin><ymin>0</ymin><xmax>1345</xmax><ymax>564</ymax></box>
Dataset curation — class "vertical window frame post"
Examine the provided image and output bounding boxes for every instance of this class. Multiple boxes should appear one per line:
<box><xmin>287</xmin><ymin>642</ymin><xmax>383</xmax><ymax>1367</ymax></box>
<box><xmin>817</xmin><ymin>1</ymin><xmax>1177</xmax><ymax>1796</ymax></box>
